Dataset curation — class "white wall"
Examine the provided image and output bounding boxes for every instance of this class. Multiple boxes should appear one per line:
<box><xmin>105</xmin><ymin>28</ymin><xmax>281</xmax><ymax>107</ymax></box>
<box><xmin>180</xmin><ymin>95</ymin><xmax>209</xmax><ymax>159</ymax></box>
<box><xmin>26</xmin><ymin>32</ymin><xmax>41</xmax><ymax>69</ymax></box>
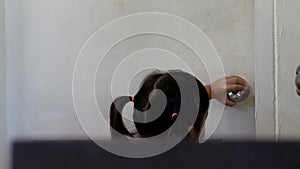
<box><xmin>255</xmin><ymin>0</ymin><xmax>300</xmax><ymax>140</ymax></box>
<box><xmin>6</xmin><ymin>0</ymin><xmax>255</xmax><ymax>140</ymax></box>
<box><xmin>0</xmin><ymin>0</ymin><xmax>7</xmax><ymax>168</ymax></box>
<box><xmin>276</xmin><ymin>0</ymin><xmax>300</xmax><ymax>140</ymax></box>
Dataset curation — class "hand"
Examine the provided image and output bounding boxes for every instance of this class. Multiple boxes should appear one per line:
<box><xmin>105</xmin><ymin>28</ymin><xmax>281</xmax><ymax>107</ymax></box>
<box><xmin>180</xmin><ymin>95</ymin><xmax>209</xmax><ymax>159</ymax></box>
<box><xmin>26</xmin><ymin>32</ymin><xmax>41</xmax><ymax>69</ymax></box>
<box><xmin>205</xmin><ymin>76</ymin><xmax>247</xmax><ymax>107</ymax></box>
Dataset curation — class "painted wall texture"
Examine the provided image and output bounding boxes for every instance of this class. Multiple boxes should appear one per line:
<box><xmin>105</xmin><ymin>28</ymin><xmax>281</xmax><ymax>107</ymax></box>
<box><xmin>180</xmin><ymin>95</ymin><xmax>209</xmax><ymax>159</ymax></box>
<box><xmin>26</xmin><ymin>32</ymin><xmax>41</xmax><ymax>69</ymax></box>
<box><xmin>6</xmin><ymin>0</ymin><xmax>255</xmax><ymax>140</ymax></box>
<box><xmin>276</xmin><ymin>0</ymin><xmax>300</xmax><ymax>139</ymax></box>
<box><xmin>0</xmin><ymin>0</ymin><xmax>7</xmax><ymax>168</ymax></box>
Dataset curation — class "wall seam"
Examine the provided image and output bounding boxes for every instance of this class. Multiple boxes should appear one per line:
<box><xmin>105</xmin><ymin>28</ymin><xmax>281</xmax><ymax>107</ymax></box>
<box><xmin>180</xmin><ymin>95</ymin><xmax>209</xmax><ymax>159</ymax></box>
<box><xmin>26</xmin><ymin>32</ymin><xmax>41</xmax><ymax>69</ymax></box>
<box><xmin>273</xmin><ymin>0</ymin><xmax>279</xmax><ymax>141</ymax></box>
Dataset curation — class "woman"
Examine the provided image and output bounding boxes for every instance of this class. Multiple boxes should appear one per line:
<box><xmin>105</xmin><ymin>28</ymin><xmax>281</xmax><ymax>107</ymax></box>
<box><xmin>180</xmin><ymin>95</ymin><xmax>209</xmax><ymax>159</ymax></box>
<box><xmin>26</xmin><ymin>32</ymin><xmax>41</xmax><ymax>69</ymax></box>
<box><xmin>110</xmin><ymin>70</ymin><xmax>247</xmax><ymax>140</ymax></box>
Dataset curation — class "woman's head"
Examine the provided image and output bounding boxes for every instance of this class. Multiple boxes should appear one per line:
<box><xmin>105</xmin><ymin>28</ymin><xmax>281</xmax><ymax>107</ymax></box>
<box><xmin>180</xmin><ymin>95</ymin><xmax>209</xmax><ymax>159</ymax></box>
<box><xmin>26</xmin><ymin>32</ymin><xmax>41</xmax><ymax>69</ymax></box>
<box><xmin>110</xmin><ymin>70</ymin><xmax>209</xmax><ymax>140</ymax></box>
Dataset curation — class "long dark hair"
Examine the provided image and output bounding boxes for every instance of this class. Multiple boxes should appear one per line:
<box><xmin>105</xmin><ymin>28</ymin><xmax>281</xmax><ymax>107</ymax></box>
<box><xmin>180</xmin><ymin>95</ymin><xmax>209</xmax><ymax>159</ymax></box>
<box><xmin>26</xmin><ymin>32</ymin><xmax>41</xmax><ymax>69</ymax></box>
<box><xmin>110</xmin><ymin>70</ymin><xmax>209</xmax><ymax>139</ymax></box>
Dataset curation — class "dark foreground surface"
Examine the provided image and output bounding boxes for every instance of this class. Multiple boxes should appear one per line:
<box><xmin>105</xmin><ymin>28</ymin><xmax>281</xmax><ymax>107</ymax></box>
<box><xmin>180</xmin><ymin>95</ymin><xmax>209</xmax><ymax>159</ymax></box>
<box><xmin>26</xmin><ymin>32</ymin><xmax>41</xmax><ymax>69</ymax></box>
<box><xmin>13</xmin><ymin>140</ymin><xmax>300</xmax><ymax>169</ymax></box>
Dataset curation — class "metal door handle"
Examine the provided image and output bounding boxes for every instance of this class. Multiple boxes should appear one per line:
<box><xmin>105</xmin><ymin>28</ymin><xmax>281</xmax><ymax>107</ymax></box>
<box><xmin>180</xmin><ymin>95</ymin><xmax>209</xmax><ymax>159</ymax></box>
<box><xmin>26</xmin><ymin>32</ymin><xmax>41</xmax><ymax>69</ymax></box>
<box><xmin>296</xmin><ymin>65</ymin><xmax>300</xmax><ymax>96</ymax></box>
<box><xmin>227</xmin><ymin>83</ymin><xmax>250</xmax><ymax>103</ymax></box>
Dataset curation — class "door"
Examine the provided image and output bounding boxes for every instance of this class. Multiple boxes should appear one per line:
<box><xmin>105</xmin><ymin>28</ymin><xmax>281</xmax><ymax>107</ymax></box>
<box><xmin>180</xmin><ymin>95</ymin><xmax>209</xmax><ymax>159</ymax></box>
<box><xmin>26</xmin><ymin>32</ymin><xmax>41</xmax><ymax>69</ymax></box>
<box><xmin>5</xmin><ymin>0</ymin><xmax>255</xmax><ymax>142</ymax></box>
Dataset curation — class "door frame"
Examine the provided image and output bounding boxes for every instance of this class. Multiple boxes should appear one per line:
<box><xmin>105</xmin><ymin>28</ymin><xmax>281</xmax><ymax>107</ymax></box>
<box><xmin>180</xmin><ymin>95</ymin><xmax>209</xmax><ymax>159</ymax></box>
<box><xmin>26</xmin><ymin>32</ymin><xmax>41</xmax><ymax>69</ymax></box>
<box><xmin>254</xmin><ymin>0</ymin><xmax>277</xmax><ymax>140</ymax></box>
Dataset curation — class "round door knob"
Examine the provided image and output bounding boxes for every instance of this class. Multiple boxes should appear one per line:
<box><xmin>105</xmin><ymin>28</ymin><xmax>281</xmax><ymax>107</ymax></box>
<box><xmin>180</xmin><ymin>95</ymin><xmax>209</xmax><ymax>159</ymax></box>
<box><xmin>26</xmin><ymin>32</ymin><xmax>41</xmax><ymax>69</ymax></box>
<box><xmin>227</xmin><ymin>84</ymin><xmax>250</xmax><ymax>103</ymax></box>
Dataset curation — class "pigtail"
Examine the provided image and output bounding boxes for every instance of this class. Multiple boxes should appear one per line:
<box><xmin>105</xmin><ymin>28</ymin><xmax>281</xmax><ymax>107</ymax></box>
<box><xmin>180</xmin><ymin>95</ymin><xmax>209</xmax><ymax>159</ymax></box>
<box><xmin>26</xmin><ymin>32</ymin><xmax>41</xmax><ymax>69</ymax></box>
<box><xmin>110</xmin><ymin>96</ymin><xmax>133</xmax><ymax>138</ymax></box>
<box><xmin>109</xmin><ymin>70</ymin><xmax>209</xmax><ymax>140</ymax></box>
<box><xmin>192</xmin><ymin>79</ymin><xmax>210</xmax><ymax>133</ymax></box>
